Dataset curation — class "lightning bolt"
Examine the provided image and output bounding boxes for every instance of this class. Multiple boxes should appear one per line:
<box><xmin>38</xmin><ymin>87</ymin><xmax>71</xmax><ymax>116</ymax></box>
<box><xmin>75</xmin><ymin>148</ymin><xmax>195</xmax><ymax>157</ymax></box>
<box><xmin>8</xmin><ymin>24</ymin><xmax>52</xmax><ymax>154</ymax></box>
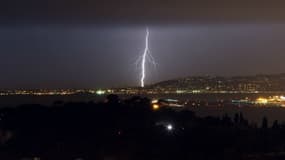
<box><xmin>138</xmin><ymin>28</ymin><xmax>156</xmax><ymax>88</ymax></box>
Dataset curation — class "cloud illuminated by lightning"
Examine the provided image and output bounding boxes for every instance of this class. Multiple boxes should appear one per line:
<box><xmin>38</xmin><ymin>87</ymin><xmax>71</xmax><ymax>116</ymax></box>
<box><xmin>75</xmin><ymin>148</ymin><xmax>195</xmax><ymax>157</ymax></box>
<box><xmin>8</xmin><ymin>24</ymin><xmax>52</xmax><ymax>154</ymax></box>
<box><xmin>136</xmin><ymin>28</ymin><xmax>157</xmax><ymax>88</ymax></box>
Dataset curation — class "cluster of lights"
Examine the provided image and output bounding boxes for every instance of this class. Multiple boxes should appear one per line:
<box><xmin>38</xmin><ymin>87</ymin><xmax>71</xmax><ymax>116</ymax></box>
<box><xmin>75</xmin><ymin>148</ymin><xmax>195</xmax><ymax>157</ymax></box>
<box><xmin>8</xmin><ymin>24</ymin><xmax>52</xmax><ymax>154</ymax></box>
<box><xmin>255</xmin><ymin>96</ymin><xmax>285</xmax><ymax>105</ymax></box>
<box><xmin>256</xmin><ymin>97</ymin><xmax>268</xmax><ymax>104</ymax></box>
<box><xmin>151</xmin><ymin>99</ymin><xmax>160</xmax><ymax>110</ymax></box>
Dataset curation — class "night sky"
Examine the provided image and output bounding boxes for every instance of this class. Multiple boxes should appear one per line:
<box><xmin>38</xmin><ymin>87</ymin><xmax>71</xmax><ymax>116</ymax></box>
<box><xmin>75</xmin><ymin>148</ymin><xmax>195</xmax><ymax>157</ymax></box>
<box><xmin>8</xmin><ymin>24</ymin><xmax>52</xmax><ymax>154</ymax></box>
<box><xmin>1</xmin><ymin>1</ymin><xmax>285</xmax><ymax>89</ymax></box>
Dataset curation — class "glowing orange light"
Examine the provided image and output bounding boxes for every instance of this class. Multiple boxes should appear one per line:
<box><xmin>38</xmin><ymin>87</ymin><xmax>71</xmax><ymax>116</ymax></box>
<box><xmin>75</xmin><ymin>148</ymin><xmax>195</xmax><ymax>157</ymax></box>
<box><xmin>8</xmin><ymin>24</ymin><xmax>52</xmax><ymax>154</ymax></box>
<box><xmin>152</xmin><ymin>104</ymin><xmax>160</xmax><ymax>110</ymax></box>
<box><xmin>256</xmin><ymin>98</ymin><xmax>268</xmax><ymax>104</ymax></box>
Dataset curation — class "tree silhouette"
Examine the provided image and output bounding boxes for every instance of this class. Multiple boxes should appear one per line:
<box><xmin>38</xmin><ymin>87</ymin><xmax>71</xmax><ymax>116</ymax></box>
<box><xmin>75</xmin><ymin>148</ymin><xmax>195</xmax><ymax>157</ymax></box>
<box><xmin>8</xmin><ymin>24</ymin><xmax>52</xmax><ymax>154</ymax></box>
<box><xmin>234</xmin><ymin>113</ymin><xmax>239</xmax><ymax>124</ymax></box>
<box><xmin>272</xmin><ymin>120</ymin><xmax>280</xmax><ymax>130</ymax></box>
<box><xmin>106</xmin><ymin>94</ymin><xmax>120</xmax><ymax>105</ymax></box>
<box><xmin>262</xmin><ymin>117</ymin><xmax>268</xmax><ymax>129</ymax></box>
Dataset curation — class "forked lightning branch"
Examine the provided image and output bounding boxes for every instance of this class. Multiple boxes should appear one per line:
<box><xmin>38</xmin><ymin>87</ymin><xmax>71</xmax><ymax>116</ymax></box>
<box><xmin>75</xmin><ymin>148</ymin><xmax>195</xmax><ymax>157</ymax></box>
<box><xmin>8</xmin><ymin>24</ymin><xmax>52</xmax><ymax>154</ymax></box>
<box><xmin>137</xmin><ymin>28</ymin><xmax>156</xmax><ymax>88</ymax></box>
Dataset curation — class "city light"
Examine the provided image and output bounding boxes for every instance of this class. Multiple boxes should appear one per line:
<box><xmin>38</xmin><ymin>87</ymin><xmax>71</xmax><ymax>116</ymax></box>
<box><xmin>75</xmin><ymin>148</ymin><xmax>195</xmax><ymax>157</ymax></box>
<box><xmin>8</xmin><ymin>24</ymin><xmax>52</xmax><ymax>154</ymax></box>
<box><xmin>233</xmin><ymin>95</ymin><xmax>285</xmax><ymax>107</ymax></box>
<box><xmin>152</xmin><ymin>104</ymin><xmax>160</xmax><ymax>110</ymax></box>
<box><xmin>151</xmin><ymin>99</ymin><xmax>159</xmax><ymax>104</ymax></box>
<box><xmin>256</xmin><ymin>98</ymin><xmax>268</xmax><ymax>104</ymax></box>
<box><xmin>96</xmin><ymin>90</ymin><xmax>105</xmax><ymax>95</ymax></box>
<box><xmin>166</xmin><ymin>124</ymin><xmax>173</xmax><ymax>131</ymax></box>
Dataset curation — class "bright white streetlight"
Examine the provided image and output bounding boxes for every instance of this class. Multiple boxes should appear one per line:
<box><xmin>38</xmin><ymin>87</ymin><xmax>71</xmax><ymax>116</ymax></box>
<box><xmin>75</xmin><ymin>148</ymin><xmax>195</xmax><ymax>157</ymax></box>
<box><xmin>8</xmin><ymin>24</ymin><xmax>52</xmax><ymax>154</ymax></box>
<box><xmin>166</xmin><ymin>124</ymin><xmax>173</xmax><ymax>131</ymax></box>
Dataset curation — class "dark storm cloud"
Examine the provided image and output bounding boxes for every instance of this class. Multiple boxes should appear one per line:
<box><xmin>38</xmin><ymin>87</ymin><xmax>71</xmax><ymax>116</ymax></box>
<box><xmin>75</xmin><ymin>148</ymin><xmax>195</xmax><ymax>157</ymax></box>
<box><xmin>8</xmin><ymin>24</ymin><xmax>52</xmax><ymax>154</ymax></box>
<box><xmin>1</xmin><ymin>1</ymin><xmax>285</xmax><ymax>89</ymax></box>
<box><xmin>1</xmin><ymin>25</ymin><xmax>285</xmax><ymax>89</ymax></box>
<box><xmin>1</xmin><ymin>0</ymin><xmax>285</xmax><ymax>24</ymax></box>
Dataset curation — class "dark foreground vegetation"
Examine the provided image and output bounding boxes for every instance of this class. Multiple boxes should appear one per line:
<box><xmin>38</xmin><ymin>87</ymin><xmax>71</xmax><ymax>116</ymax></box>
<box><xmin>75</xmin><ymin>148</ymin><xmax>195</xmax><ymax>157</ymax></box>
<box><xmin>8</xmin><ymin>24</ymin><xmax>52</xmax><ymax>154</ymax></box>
<box><xmin>0</xmin><ymin>95</ymin><xmax>285</xmax><ymax>160</ymax></box>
